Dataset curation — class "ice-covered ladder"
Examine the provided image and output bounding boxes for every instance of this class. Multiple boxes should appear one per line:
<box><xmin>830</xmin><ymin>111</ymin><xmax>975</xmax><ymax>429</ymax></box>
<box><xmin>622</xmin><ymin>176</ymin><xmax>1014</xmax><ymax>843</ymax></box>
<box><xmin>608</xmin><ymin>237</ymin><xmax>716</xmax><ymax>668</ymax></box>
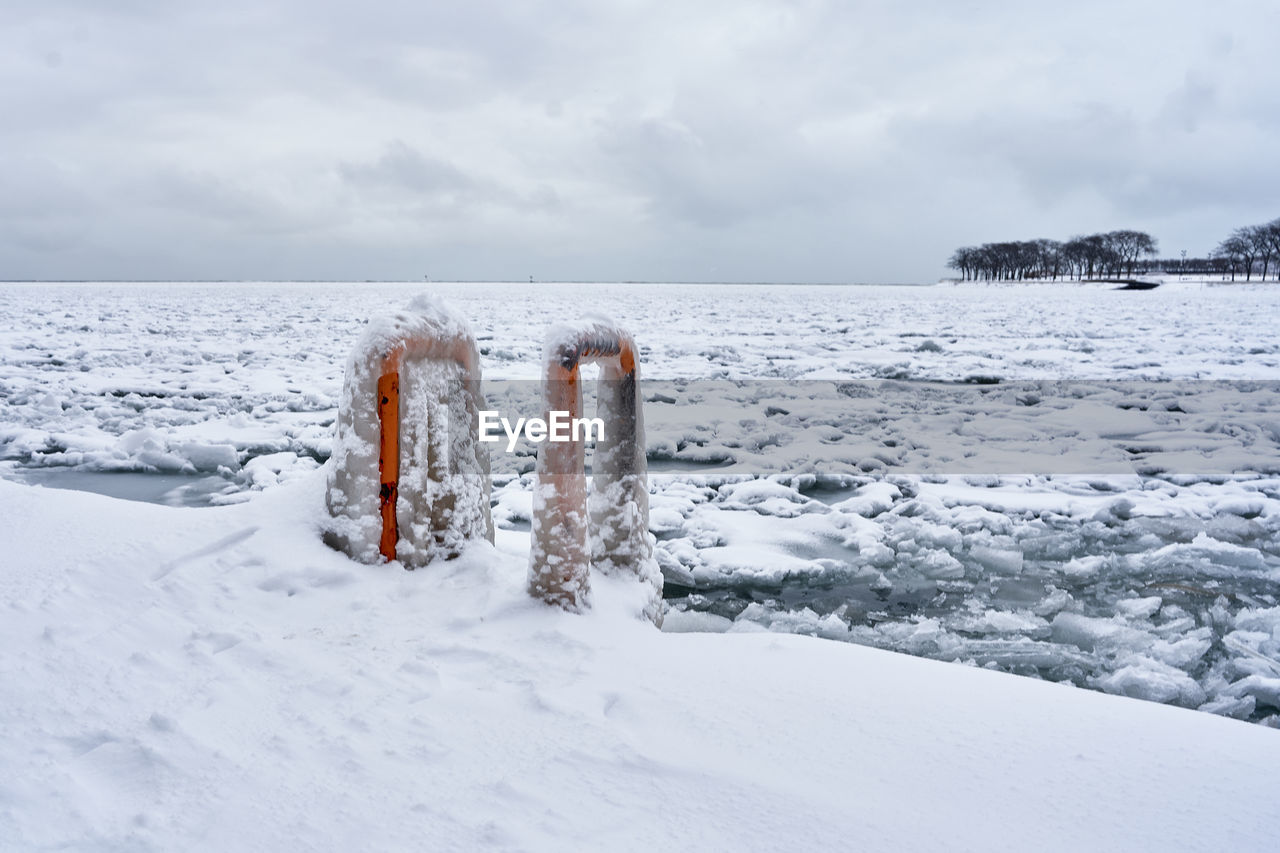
<box><xmin>324</xmin><ymin>297</ymin><xmax>493</xmax><ymax>567</ymax></box>
<box><xmin>528</xmin><ymin>320</ymin><xmax>662</xmax><ymax>623</ymax></box>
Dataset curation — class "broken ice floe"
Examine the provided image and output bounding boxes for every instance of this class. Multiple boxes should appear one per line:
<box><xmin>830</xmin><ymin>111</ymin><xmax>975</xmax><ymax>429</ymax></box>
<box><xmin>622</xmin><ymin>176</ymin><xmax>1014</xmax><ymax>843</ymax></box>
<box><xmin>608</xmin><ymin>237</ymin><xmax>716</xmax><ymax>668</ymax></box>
<box><xmin>659</xmin><ymin>474</ymin><xmax>1280</xmax><ymax>724</ymax></box>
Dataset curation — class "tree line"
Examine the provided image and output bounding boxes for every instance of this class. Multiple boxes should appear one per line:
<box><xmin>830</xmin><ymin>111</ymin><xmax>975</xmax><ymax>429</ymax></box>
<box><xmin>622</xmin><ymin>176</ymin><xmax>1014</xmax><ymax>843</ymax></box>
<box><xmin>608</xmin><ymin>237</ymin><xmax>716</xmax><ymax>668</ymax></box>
<box><xmin>1211</xmin><ymin>218</ymin><xmax>1280</xmax><ymax>281</ymax></box>
<box><xmin>947</xmin><ymin>218</ymin><xmax>1280</xmax><ymax>282</ymax></box>
<box><xmin>947</xmin><ymin>231</ymin><xmax>1158</xmax><ymax>281</ymax></box>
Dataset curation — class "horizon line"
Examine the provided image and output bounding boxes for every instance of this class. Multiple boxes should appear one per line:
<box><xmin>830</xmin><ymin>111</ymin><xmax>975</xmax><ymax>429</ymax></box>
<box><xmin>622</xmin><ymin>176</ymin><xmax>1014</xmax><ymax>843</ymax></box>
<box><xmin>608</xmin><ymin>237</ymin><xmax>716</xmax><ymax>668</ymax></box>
<box><xmin>0</xmin><ymin>278</ymin><xmax>940</xmax><ymax>286</ymax></box>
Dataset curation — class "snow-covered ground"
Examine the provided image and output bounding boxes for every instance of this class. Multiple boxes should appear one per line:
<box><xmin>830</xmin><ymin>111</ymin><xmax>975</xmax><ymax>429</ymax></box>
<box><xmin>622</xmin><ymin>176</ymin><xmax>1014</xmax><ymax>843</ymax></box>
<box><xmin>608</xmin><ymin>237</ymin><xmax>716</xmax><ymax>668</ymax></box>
<box><xmin>3</xmin><ymin>280</ymin><xmax>1280</xmax><ymax>849</ymax></box>
<box><xmin>4</xmin><ymin>476</ymin><xmax>1280</xmax><ymax>851</ymax></box>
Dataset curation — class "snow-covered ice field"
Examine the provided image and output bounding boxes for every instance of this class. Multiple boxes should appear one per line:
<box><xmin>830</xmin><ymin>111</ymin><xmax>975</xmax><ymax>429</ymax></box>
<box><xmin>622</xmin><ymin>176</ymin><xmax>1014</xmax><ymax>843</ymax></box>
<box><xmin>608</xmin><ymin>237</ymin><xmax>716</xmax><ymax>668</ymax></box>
<box><xmin>3</xmin><ymin>280</ymin><xmax>1280</xmax><ymax>849</ymax></box>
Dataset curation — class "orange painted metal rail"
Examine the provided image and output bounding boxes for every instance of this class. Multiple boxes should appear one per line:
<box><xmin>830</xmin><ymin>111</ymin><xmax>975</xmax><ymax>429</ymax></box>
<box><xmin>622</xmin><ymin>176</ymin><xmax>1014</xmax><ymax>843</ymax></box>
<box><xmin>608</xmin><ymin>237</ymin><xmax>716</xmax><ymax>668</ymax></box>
<box><xmin>376</xmin><ymin>369</ymin><xmax>400</xmax><ymax>561</ymax></box>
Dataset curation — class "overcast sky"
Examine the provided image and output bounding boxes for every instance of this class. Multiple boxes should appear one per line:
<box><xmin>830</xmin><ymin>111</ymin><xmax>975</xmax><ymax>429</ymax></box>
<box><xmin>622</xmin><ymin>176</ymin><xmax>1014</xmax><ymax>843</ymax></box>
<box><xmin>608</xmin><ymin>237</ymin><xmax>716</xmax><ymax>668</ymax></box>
<box><xmin>4</xmin><ymin>0</ymin><xmax>1278</xmax><ymax>283</ymax></box>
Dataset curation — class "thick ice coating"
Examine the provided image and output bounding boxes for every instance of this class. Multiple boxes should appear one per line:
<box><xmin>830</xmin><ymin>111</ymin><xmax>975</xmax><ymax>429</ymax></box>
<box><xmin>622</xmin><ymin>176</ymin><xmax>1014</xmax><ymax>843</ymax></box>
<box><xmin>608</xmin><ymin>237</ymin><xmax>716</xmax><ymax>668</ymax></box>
<box><xmin>324</xmin><ymin>295</ymin><xmax>492</xmax><ymax>567</ymax></box>
<box><xmin>529</xmin><ymin>316</ymin><xmax>663</xmax><ymax>623</ymax></box>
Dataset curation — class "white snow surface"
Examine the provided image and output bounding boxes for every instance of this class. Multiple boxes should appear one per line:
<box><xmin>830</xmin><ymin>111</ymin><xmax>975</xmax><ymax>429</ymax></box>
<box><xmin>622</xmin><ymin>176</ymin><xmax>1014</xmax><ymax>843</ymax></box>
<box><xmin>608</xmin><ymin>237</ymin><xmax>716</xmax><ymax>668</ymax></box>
<box><xmin>3</xmin><ymin>475</ymin><xmax>1280</xmax><ymax>852</ymax></box>
<box><xmin>5</xmin><ymin>280</ymin><xmax>1280</xmax><ymax>848</ymax></box>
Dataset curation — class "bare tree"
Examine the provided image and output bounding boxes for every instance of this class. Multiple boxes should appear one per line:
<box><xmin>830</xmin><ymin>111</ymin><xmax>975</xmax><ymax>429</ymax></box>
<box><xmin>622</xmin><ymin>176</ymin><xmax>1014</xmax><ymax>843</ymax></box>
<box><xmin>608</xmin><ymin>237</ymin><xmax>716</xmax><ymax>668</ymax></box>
<box><xmin>1062</xmin><ymin>237</ymin><xmax>1089</xmax><ymax>280</ymax></box>
<box><xmin>947</xmin><ymin>247</ymin><xmax>977</xmax><ymax>281</ymax></box>
<box><xmin>1035</xmin><ymin>239</ymin><xmax>1064</xmax><ymax>280</ymax></box>
<box><xmin>1104</xmin><ymin>230</ymin><xmax>1159</xmax><ymax>277</ymax></box>
<box><xmin>1081</xmin><ymin>234</ymin><xmax>1114</xmax><ymax>279</ymax></box>
<box><xmin>1247</xmin><ymin>222</ymin><xmax>1277</xmax><ymax>281</ymax></box>
<box><xmin>1267</xmin><ymin>219</ymin><xmax>1280</xmax><ymax>281</ymax></box>
<box><xmin>1206</xmin><ymin>218</ymin><xmax>1280</xmax><ymax>282</ymax></box>
<box><xmin>1214</xmin><ymin>233</ymin><xmax>1253</xmax><ymax>281</ymax></box>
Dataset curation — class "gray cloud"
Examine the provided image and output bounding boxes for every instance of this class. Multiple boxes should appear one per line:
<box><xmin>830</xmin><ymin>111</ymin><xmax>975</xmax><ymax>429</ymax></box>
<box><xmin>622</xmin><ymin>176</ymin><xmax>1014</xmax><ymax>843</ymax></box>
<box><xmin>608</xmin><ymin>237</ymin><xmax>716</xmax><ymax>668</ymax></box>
<box><xmin>2</xmin><ymin>0</ymin><xmax>1278</xmax><ymax>282</ymax></box>
<box><xmin>339</xmin><ymin>142</ymin><xmax>475</xmax><ymax>197</ymax></box>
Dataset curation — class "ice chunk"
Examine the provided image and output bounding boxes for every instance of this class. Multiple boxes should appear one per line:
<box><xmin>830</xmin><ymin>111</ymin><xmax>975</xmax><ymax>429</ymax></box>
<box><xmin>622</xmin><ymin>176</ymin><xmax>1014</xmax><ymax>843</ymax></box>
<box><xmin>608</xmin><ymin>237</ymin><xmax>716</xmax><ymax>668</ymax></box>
<box><xmin>648</xmin><ymin>506</ymin><xmax>685</xmax><ymax>537</ymax></box>
<box><xmin>732</xmin><ymin>603</ymin><xmax>850</xmax><ymax>641</ymax></box>
<box><xmin>831</xmin><ymin>481</ymin><xmax>901</xmax><ymax>517</ymax></box>
<box><xmin>1095</xmin><ymin>657</ymin><xmax>1207</xmax><ymax>707</ymax></box>
<box><xmin>1115</xmin><ymin>596</ymin><xmax>1163</xmax><ymax>620</ymax></box>
<box><xmin>918</xmin><ymin>549</ymin><xmax>965</xmax><ymax>579</ymax></box>
<box><xmin>718</xmin><ymin>479</ymin><xmax>814</xmax><ymax>517</ymax></box>
<box><xmin>1060</xmin><ymin>555</ymin><xmax>1108</xmax><ymax>579</ymax></box>
<box><xmin>661</xmin><ymin>610</ymin><xmax>734</xmax><ymax>633</ymax></box>
<box><xmin>1148</xmin><ymin>631</ymin><xmax>1212</xmax><ymax>669</ymax></box>
<box><xmin>1051</xmin><ymin>613</ymin><xmax>1152</xmax><ymax>653</ymax></box>
<box><xmin>968</xmin><ymin>544</ymin><xmax>1024</xmax><ymax>574</ymax></box>
<box><xmin>1198</xmin><ymin>694</ymin><xmax>1257</xmax><ymax>719</ymax></box>
<box><xmin>949</xmin><ymin>609</ymin><xmax>1050</xmax><ymax>637</ymax></box>
<box><xmin>1222</xmin><ymin>675</ymin><xmax>1280</xmax><ymax>711</ymax></box>
<box><xmin>1032</xmin><ymin>586</ymin><xmax>1074</xmax><ymax>617</ymax></box>
<box><xmin>177</xmin><ymin>441</ymin><xmax>240</xmax><ymax>472</ymax></box>
<box><xmin>1144</xmin><ymin>532</ymin><xmax>1271</xmax><ymax>574</ymax></box>
<box><xmin>953</xmin><ymin>638</ymin><xmax>1094</xmax><ymax>670</ymax></box>
<box><xmin>242</xmin><ymin>451</ymin><xmax>317</xmax><ymax>489</ymax></box>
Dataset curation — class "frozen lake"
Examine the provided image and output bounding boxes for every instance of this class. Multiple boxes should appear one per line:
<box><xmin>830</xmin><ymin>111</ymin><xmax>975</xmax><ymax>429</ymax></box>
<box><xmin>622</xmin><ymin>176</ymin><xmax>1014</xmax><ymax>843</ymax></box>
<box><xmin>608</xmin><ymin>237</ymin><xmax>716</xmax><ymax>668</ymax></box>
<box><xmin>2</xmin><ymin>280</ymin><xmax>1279</xmax><ymax>724</ymax></box>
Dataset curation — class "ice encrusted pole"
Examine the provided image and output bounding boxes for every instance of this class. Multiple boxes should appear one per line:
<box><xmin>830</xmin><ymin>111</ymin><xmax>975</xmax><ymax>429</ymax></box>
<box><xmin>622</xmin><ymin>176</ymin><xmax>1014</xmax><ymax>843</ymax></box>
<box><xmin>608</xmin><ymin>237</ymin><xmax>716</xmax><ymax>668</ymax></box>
<box><xmin>528</xmin><ymin>317</ymin><xmax>662</xmax><ymax>623</ymax></box>
<box><xmin>324</xmin><ymin>295</ymin><xmax>493</xmax><ymax>567</ymax></box>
